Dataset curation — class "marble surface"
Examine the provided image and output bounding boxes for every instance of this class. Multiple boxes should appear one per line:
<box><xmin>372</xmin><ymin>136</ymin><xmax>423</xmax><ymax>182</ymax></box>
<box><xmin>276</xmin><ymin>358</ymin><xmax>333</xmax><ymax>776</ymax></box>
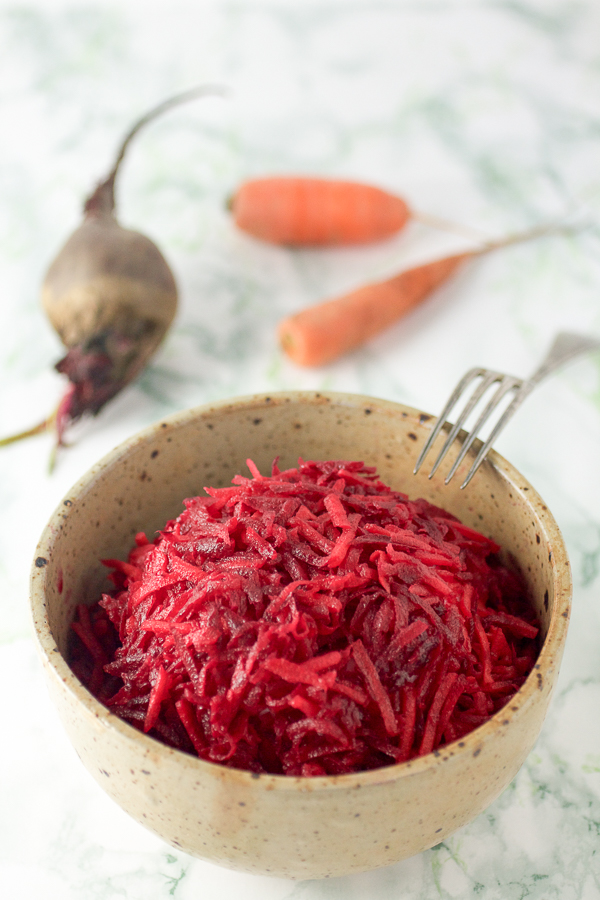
<box><xmin>1</xmin><ymin>1</ymin><xmax>600</xmax><ymax>897</ymax></box>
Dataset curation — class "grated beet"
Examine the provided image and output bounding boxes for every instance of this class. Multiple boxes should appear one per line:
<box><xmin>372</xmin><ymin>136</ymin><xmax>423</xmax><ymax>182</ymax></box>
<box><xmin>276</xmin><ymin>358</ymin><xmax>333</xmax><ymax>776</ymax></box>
<box><xmin>69</xmin><ymin>459</ymin><xmax>540</xmax><ymax>775</ymax></box>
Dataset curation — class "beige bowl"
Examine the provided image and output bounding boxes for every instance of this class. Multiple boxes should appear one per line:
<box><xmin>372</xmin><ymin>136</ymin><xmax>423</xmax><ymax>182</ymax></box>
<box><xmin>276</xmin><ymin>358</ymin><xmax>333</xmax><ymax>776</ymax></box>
<box><xmin>30</xmin><ymin>392</ymin><xmax>571</xmax><ymax>879</ymax></box>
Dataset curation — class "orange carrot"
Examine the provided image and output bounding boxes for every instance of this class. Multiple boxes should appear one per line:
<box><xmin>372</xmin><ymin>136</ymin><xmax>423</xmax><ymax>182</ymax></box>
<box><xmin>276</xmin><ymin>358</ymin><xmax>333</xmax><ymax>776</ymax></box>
<box><xmin>279</xmin><ymin>253</ymin><xmax>468</xmax><ymax>366</ymax></box>
<box><xmin>277</xmin><ymin>225</ymin><xmax>560</xmax><ymax>366</ymax></box>
<box><xmin>230</xmin><ymin>176</ymin><xmax>411</xmax><ymax>246</ymax></box>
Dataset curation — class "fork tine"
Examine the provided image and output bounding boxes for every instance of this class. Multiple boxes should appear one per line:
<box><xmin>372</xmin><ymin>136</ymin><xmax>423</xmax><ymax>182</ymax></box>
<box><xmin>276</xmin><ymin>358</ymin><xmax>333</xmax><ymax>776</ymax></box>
<box><xmin>413</xmin><ymin>368</ymin><xmax>486</xmax><ymax>475</ymax></box>
<box><xmin>443</xmin><ymin>375</ymin><xmax>522</xmax><ymax>485</ymax></box>
<box><xmin>415</xmin><ymin>331</ymin><xmax>600</xmax><ymax>491</ymax></box>
<box><xmin>426</xmin><ymin>370</ymin><xmax>506</xmax><ymax>479</ymax></box>
<box><xmin>459</xmin><ymin>381</ymin><xmax>533</xmax><ymax>488</ymax></box>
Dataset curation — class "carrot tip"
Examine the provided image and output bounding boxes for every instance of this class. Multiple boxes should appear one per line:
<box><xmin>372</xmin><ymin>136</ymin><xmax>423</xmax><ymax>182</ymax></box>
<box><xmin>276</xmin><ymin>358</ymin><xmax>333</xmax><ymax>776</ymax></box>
<box><xmin>278</xmin><ymin>321</ymin><xmax>315</xmax><ymax>366</ymax></box>
<box><xmin>279</xmin><ymin>330</ymin><xmax>294</xmax><ymax>351</ymax></box>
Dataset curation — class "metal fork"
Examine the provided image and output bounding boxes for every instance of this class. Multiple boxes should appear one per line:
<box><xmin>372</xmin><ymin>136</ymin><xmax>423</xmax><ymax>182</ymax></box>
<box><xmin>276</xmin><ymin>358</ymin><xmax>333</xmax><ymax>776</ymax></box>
<box><xmin>414</xmin><ymin>331</ymin><xmax>600</xmax><ymax>489</ymax></box>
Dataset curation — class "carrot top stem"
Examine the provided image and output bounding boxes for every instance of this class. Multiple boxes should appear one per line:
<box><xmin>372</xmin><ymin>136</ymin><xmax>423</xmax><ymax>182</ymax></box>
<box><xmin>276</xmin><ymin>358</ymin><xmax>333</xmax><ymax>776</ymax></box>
<box><xmin>472</xmin><ymin>219</ymin><xmax>572</xmax><ymax>255</ymax></box>
<box><xmin>410</xmin><ymin>210</ymin><xmax>490</xmax><ymax>242</ymax></box>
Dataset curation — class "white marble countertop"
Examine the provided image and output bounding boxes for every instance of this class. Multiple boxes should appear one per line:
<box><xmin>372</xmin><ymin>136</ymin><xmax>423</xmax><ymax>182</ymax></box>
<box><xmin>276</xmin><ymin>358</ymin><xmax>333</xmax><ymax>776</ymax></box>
<box><xmin>2</xmin><ymin>1</ymin><xmax>600</xmax><ymax>897</ymax></box>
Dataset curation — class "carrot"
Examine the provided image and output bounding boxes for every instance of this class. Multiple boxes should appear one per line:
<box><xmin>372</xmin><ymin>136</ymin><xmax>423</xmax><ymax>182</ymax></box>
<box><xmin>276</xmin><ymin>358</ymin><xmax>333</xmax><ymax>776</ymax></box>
<box><xmin>277</xmin><ymin>224</ymin><xmax>562</xmax><ymax>367</ymax></box>
<box><xmin>230</xmin><ymin>176</ymin><xmax>480</xmax><ymax>246</ymax></box>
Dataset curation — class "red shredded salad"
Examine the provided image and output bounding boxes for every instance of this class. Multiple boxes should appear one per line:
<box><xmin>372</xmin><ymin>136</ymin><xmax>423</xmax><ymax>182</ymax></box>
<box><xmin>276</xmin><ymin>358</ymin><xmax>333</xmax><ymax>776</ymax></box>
<box><xmin>69</xmin><ymin>459</ymin><xmax>540</xmax><ymax>776</ymax></box>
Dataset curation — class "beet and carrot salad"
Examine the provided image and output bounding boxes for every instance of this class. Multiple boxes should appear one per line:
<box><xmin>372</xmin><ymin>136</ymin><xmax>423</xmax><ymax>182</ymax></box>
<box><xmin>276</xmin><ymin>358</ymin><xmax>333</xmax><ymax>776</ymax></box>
<box><xmin>70</xmin><ymin>459</ymin><xmax>539</xmax><ymax>777</ymax></box>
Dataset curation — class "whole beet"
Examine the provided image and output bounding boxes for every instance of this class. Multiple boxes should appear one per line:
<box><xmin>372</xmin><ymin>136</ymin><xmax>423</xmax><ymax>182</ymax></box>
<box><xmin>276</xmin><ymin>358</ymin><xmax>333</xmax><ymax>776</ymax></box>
<box><xmin>42</xmin><ymin>202</ymin><xmax>178</xmax><ymax>431</ymax></box>
<box><xmin>2</xmin><ymin>85</ymin><xmax>224</xmax><ymax>456</ymax></box>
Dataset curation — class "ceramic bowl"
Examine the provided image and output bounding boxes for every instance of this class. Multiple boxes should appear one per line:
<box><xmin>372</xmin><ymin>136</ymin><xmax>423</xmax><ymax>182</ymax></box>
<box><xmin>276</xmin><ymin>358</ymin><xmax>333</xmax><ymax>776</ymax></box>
<box><xmin>30</xmin><ymin>392</ymin><xmax>571</xmax><ymax>879</ymax></box>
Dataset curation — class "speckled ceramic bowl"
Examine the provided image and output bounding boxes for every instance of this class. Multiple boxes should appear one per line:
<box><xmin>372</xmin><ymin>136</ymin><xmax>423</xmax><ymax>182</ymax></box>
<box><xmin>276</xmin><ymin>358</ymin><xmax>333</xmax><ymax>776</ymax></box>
<box><xmin>30</xmin><ymin>392</ymin><xmax>571</xmax><ymax>879</ymax></box>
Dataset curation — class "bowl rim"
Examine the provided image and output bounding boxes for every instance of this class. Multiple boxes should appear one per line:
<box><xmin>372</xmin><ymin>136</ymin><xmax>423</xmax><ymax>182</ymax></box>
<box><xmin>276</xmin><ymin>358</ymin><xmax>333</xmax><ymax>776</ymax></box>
<box><xmin>30</xmin><ymin>390</ymin><xmax>572</xmax><ymax>792</ymax></box>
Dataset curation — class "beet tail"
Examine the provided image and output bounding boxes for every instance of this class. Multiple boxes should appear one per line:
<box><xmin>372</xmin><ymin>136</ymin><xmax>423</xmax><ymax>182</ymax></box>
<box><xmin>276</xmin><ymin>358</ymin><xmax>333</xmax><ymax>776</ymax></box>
<box><xmin>0</xmin><ymin>416</ymin><xmax>55</xmax><ymax>447</ymax></box>
<box><xmin>0</xmin><ymin>402</ymin><xmax>62</xmax><ymax>473</ymax></box>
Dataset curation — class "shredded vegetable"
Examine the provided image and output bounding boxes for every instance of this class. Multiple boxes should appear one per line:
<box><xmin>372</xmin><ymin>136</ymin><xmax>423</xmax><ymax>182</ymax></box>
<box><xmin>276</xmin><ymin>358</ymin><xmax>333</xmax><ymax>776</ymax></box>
<box><xmin>70</xmin><ymin>459</ymin><xmax>539</xmax><ymax>776</ymax></box>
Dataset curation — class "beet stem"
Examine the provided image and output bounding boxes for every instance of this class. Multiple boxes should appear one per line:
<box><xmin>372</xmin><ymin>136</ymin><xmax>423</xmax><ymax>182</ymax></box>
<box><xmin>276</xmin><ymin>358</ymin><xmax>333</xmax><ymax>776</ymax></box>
<box><xmin>84</xmin><ymin>83</ymin><xmax>228</xmax><ymax>216</ymax></box>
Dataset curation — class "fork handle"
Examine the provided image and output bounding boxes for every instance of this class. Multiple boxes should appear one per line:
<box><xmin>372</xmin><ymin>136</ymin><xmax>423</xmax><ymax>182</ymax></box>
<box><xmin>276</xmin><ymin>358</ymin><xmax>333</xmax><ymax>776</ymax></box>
<box><xmin>526</xmin><ymin>331</ymin><xmax>600</xmax><ymax>389</ymax></box>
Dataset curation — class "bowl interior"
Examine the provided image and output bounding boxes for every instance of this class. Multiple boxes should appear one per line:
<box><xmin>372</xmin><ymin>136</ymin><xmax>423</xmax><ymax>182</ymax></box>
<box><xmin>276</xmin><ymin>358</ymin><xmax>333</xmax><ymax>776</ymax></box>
<box><xmin>40</xmin><ymin>392</ymin><xmax>563</xmax><ymax>659</ymax></box>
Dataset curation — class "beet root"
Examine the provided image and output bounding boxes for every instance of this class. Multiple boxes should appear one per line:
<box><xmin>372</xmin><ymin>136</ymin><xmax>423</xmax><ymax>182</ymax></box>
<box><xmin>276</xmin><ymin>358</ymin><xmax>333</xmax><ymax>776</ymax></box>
<box><xmin>42</xmin><ymin>213</ymin><xmax>178</xmax><ymax>431</ymax></box>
